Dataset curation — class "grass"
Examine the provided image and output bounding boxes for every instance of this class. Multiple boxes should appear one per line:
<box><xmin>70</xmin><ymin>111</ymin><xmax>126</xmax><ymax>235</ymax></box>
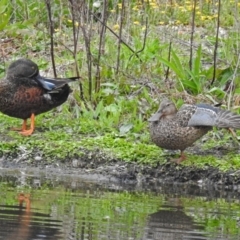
<box><xmin>0</xmin><ymin>0</ymin><xmax>240</xmax><ymax>171</ymax></box>
<box><xmin>1</xmin><ymin>106</ymin><xmax>240</xmax><ymax>171</ymax></box>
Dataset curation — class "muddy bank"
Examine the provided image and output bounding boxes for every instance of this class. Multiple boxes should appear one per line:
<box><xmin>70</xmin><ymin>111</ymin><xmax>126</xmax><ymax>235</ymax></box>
<box><xmin>1</xmin><ymin>147</ymin><xmax>240</xmax><ymax>188</ymax></box>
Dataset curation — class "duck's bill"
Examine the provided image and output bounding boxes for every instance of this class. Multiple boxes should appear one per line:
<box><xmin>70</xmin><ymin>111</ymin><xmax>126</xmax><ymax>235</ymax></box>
<box><xmin>148</xmin><ymin>112</ymin><xmax>162</xmax><ymax>122</ymax></box>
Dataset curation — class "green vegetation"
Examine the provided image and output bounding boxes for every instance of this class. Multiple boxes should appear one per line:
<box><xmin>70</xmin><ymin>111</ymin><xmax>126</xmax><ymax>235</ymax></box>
<box><xmin>0</xmin><ymin>0</ymin><xmax>240</xmax><ymax>170</ymax></box>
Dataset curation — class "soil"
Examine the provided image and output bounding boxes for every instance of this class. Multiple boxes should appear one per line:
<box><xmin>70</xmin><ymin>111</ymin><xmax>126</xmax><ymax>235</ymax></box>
<box><xmin>1</xmin><ymin>145</ymin><xmax>240</xmax><ymax>189</ymax></box>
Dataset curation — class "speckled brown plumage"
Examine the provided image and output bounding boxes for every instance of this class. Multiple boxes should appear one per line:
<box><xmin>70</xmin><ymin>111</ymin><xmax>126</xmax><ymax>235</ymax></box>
<box><xmin>149</xmin><ymin>99</ymin><xmax>240</xmax><ymax>163</ymax></box>
<box><xmin>0</xmin><ymin>58</ymin><xmax>78</xmax><ymax>135</ymax></box>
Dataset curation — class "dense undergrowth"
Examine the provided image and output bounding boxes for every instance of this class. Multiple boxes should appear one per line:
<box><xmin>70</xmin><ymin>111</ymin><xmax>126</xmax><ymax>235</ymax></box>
<box><xmin>0</xmin><ymin>0</ymin><xmax>240</xmax><ymax>170</ymax></box>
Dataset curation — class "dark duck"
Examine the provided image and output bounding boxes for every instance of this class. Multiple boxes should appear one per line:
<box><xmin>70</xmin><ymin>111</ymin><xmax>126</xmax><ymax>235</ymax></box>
<box><xmin>149</xmin><ymin>99</ymin><xmax>240</xmax><ymax>164</ymax></box>
<box><xmin>0</xmin><ymin>58</ymin><xmax>78</xmax><ymax>136</ymax></box>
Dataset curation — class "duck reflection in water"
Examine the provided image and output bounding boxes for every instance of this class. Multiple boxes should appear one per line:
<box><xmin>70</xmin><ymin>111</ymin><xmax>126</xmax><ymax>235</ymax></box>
<box><xmin>142</xmin><ymin>198</ymin><xmax>205</xmax><ymax>240</ymax></box>
<box><xmin>0</xmin><ymin>193</ymin><xmax>62</xmax><ymax>240</ymax></box>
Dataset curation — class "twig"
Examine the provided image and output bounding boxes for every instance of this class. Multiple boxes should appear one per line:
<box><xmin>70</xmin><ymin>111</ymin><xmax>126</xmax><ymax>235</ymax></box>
<box><xmin>165</xmin><ymin>41</ymin><xmax>172</xmax><ymax>81</ymax></box>
<box><xmin>129</xmin><ymin>17</ymin><xmax>148</xmax><ymax>62</ymax></box>
<box><xmin>91</xmin><ymin>11</ymin><xmax>142</xmax><ymax>61</ymax></box>
<box><xmin>116</xmin><ymin>0</ymin><xmax>124</xmax><ymax>74</ymax></box>
<box><xmin>189</xmin><ymin>0</ymin><xmax>197</xmax><ymax>70</ymax></box>
<box><xmin>45</xmin><ymin>0</ymin><xmax>56</xmax><ymax>77</ymax></box>
<box><xmin>68</xmin><ymin>0</ymin><xmax>88</xmax><ymax>108</ymax></box>
<box><xmin>211</xmin><ymin>0</ymin><xmax>221</xmax><ymax>85</ymax></box>
<box><xmin>95</xmin><ymin>0</ymin><xmax>108</xmax><ymax>92</ymax></box>
<box><xmin>227</xmin><ymin>53</ymin><xmax>240</xmax><ymax>110</ymax></box>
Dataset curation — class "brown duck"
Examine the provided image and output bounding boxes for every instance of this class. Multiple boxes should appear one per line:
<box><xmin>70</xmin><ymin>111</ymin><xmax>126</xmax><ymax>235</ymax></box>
<box><xmin>148</xmin><ymin>99</ymin><xmax>240</xmax><ymax>163</ymax></box>
<box><xmin>0</xmin><ymin>58</ymin><xmax>78</xmax><ymax>136</ymax></box>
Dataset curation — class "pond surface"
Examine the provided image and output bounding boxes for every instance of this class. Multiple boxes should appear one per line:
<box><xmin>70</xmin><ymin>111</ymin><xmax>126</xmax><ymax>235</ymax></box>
<box><xmin>0</xmin><ymin>169</ymin><xmax>239</xmax><ymax>240</ymax></box>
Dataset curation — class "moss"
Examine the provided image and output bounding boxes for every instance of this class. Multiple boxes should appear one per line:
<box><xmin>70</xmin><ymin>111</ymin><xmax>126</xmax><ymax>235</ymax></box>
<box><xmin>1</xmin><ymin>108</ymin><xmax>240</xmax><ymax>172</ymax></box>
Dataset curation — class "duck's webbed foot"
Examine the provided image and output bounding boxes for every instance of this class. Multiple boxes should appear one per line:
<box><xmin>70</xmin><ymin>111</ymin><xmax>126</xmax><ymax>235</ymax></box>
<box><xmin>171</xmin><ymin>151</ymin><xmax>187</xmax><ymax>164</ymax></box>
<box><xmin>19</xmin><ymin>114</ymin><xmax>35</xmax><ymax>136</ymax></box>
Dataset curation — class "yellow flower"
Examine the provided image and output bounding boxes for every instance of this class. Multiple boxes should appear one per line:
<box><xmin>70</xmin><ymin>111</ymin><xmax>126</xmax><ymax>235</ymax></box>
<box><xmin>200</xmin><ymin>15</ymin><xmax>208</xmax><ymax>21</ymax></box>
<box><xmin>68</xmin><ymin>19</ymin><xmax>72</xmax><ymax>23</ymax></box>
<box><xmin>113</xmin><ymin>24</ymin><xmax>120</xmax><ymax>31</ymax></box>
<box><xmin>208</xmin><ymin>16</ymin><xmax>214</xmax><ymax>20</ymax></box>
<box><xmin>134</xmin><ymin>21</ymin><xmax>140</xmax><ymax>25</ymax></box>
<box><xmin>132</xmin><ymin>6</ymin><xmax>139</xmax><ymax>11</ymax></box>
<box><xmin>159</xmin><ymin>21</ymin><xmax>165</xmax><ymax>25</ymax></box>
<box><xmin>179</xmin><ymin>7</ymin><xmax>187</xmax><ymax>12</ymax></box>
<box><xmin>149</xmin><ymin>2</ymin><xmax>157</xmax><ymax>7</ymax></box>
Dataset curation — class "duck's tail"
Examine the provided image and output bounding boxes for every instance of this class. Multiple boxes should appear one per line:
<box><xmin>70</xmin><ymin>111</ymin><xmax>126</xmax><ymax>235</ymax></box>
<box><xmin>47</xmin><ymin>77</ymin><xmax>79</xmax><ymax>91</ymax></box>
<box><xmin>216</xmin><ymin>109</ymin><xmax>240</xmax><ymax>129</ymax></box>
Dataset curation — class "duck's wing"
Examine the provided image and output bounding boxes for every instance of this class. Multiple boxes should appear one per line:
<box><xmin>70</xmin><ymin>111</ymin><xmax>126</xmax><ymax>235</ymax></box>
<box><xmin>35</xmin><ymin>75</ymin><xmax>79</xmax><ymax>92</ymax></box>
<box><xmin>188</xmin><ymin>104</ymin><xmax>240</xmax><ymax>129</ymax></box>
<box><xmin>176</xmin><ymin>104</ymin><xmax>199</xmax><ymax>127</ymax></box>
<box><xmin>187</xmin><ymin>105</ymin><xmax>218</xmax><ymax>127</ymax></box>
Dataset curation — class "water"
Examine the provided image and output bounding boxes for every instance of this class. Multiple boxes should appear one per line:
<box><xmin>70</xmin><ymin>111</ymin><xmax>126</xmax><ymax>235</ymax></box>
<box><xmin>0</xmin><ymin>169</ymin><xmax>239</xmax><ymax>240</ymax></box>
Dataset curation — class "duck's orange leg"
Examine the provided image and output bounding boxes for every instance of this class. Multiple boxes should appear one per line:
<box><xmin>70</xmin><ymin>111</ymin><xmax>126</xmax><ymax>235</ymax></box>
<box><xmin>19</xmin><ymin>114</ymin><xmax>35</xmax><ymax>136</ymax></box>
<box><xmin>21</xmin><ymin>119</ymin><xmax>27</xmax><ymax>131</ymax></box>
<box><xmin>11</xmin><ymin>119</ymin><xmax>28</xmax><ymax>131</ymax></box>
<box><xmin>171</xmin><ymin>151</ymin><xmax>187</xmax><ymax>164</ymax></box>
<box><xmin>18</xmin><ymin>193</ymin><xmax>31</xmax><ymax>212</ymax></box>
